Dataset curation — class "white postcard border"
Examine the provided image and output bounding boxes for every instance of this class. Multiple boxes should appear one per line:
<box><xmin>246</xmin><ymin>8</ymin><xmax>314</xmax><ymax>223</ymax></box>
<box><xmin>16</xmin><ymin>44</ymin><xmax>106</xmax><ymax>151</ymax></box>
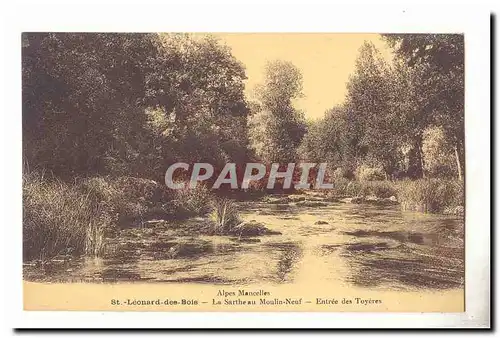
<box><xmin>2</xmin><ymin>0</ymin><xmax>491</xmax><ymax>329</ymax></box>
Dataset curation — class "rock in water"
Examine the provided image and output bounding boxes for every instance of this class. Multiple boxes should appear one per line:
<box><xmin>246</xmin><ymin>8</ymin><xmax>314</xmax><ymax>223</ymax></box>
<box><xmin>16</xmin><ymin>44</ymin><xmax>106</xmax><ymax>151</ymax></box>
<box><xmin>167</xmin><ymin>245</ymin><xmax>180</xmax><ymax>259</ymax></box>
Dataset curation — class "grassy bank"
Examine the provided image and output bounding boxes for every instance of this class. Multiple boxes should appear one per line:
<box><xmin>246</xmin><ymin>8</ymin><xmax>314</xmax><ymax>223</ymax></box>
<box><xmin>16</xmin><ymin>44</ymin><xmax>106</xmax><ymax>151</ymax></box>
<box><xmin>22</xmin><ymin>172</ymin><xmax>265</xmax><ymax>262</ymax></box>
<box><xmin>395</xmin><ymin>179</ymin><xmax>464</xmax><ymax>214</ymax></box>
<box><xmin>23</xmin><ymin>172</ymin><xmax>182</xmax><ymax>261</ymax></box>
<box><xmin>23</xmin><ymin>171</ymin><xmax>464</xmax><ymax>262</ymax></box>
<box><xmin>329</xmin><ymin>178</ymin><xmax>398</xmax><ymax>199</ymax></box>
<box><xmin>327</xmin><ymin>177</ymin><xmax>464</xmax><ymax>214</ymax></box>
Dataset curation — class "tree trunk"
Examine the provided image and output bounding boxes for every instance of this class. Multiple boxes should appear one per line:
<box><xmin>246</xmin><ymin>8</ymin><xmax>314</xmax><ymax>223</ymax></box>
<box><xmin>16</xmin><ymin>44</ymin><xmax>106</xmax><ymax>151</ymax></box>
<box><xmin>407</xmin><ymin>136</ymin><xmax>425</xmax><ymax>179</ymax></box>
<box><xmin>454</xmin><ymin>144</ymin><xmax>463</xmax><ymax>181</ymax></box>
<box><xmin>418</xmin><ymin>141</ymin><xmax>426</xmax><ymax>179</ymax></box>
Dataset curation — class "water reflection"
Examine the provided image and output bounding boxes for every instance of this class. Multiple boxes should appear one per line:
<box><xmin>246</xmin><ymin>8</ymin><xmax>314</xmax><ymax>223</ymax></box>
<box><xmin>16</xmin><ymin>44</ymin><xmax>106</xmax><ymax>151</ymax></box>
<box><xmin>342</xmin><ymin>244</ymin><xmax>464</xmax><ymax>290</ymax></box>
<box><xmin>266</xmin><ymin>242</ymin><xmax>302</xmax><ymax>282</ymax></box>
<box><xmin>24</xmin><ymin>197</ymin><xmax>464</xmax><ymax>290</ymax></box>
<box><xmin>340</xmin><ymin>206</ymin><xmax>464</xmax><ymax>290</ymax></box>
<box><xmin>343</xmin><ymin>230</ymin><xmax>435</xmax><ymax>245</ymax></box>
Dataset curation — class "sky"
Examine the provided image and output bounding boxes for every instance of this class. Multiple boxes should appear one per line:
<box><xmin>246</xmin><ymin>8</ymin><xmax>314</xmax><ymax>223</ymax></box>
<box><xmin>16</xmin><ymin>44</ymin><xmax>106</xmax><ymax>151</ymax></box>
<box><xmin>213</xmin><ymin>33</ymin><xmax>394</xmax><ymax>120</ymax></box>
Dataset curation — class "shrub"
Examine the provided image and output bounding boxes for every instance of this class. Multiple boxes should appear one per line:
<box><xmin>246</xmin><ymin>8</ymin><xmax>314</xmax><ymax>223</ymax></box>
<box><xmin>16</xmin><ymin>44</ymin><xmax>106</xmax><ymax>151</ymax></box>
<box><xmin>396</xmin><ymin>179</ymin><xmax>464</xmax><ymax>213</ymax></box>
<box><xmin>332</xmin><ymin>167</ymin><xmax>355</xmax><ymax>180</ymax></box>
<box><xmin>328</xmin><ymin>177</ymin><xmax>356</xmax><ymax>197</ymax></box>
<box><xmin>172</xmin><ymin>184</ymin><xmax>213</xmax><ymax>216</ymax></box>
<box><xmin>328</xmin><ymin>178</ymin><xmax>396</xmax><ymax>198</ymax></box>
<box><xmin>422</xmin><ymin>126</ymin><xmax>457</xmax><ymax>178</ymax></box>
<box><xmin>81</xmin><ymin>176</ymin><xmax>169</xmax><ymax>226</ymax></box>
<box><xmin>355</xmin><ymin>164</ymin><xmax>387</xmax><ymax>181</ymax></box>
<box><xmin>343</xmin><ymin>180</ymin><xmax>362</xmax><ymax>197</ymax></box>
<box><xmin>359</xmin><ymin>180</ymin><xmax>398</xmax><ymax>198</ymax></box>
<box><xmin>209</xmin><ymin>198</ymin><xmax>241</xmax><ymax>234</ymax></box>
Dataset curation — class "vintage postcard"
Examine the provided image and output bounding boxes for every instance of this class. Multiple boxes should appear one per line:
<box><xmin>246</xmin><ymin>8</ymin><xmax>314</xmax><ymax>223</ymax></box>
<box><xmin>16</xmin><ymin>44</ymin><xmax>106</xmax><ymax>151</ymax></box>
<box><xmin>10</xmin><ymin>3</ymin><xmax>490</xmax><ymax>330</ymax></box>
<box><xmin>22</xmin><ymin>31</ymin><xmax>466</xmax><ymax>310</ymax></box>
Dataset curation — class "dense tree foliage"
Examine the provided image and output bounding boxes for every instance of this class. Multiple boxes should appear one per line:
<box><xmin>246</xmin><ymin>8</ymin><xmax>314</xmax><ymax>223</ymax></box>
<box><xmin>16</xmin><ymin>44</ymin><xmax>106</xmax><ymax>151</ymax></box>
<box><xmin>23</xmin><ymin>33</ymin><xmax>464</xmax><ymax>184</ymax></box>
<box><xmin>298</xmin><ymin>35</ymin><xmax>464</xmax><ymax>181</ymax></box>
<box><xmin>249</xmin><ymin>60</ymin><xmax>307</xmax><ymax>163</ymax></box>
<box><xmin>384</xmin><ymin>34</ymin><xmax>465</xmax><ymax>180</ymax></box>
<box><xmin>298</xmin><ymin>107</ymin><xmax>347</xmax><ymax>165</ymax></box>
<box><xmin>23</xmin><ymin>33</ymin><xmax>250</xmax><ymax>181</ymax></box>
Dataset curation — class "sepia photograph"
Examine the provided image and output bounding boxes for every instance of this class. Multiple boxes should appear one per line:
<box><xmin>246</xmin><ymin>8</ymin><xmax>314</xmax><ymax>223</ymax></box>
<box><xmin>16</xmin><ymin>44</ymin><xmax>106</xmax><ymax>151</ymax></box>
<box><xmin>2</xmin><ymin>2</ymin><xmax>490</xmax><ymax>330</ymax></box>
<box><xmin>21</xmin><ymin>31</ymin><xmax>467</xmax><ymax>310</ymax></box>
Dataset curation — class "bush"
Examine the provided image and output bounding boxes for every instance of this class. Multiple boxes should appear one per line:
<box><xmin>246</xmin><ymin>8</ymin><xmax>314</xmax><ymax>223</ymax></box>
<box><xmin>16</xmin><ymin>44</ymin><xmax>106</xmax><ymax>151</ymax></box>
<box><xmin>172</xmin><ymin>184</ymin><xmax>213</xmax><ymax>216</ymax></box>
<box><xmin>82</xmin><ymin>176</ymin><xmax>170</xmax><ymax>226</ymax></box>
<box><xmin>422</xmin><ymin>126</ymin><xmax>457</xmax><ymax>178</ymax></box>
<box><xmin>328</xmin><ymin>178</ymin><xmax>396</xmax><ymax>199</ymax></box>
<box><xmin>328</xmin><ymin>177</ymin><xmax>355</xmax><ymax>197</ymax></box>
<box><xmin>355</xmin><ymin>164</ymin><xmax>387</xmax><ymax>181</ymax></box>
<box><xmin>359</xmin><ymin>180</ymin><xmax>398</xmax><ymax>198</ymax></box>
<box><xmin>396</xmin><ymin>179</ymin><xmax>464</xmax><ymax>213</ymax></box>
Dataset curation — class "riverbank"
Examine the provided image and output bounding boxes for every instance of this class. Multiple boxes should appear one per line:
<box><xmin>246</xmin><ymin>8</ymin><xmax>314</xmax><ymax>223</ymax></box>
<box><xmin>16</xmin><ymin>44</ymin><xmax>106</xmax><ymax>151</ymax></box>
<box><xmin>23</xmin><ymin>172</ymin><xmax>464</xmax><ymax>266</ymax></box>
<box><xmin>24</xmin><ymin>192</ymin><xmax>464</xmax><ymax>293</ymax></box>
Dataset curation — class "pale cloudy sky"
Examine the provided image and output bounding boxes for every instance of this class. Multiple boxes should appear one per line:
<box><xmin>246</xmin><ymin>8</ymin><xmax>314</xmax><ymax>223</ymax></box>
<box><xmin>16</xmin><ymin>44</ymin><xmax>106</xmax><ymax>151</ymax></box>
<box><xmin>213</xmin><ymin>33</ymin><xmax>394</xmax><ymax>120</ymax></box>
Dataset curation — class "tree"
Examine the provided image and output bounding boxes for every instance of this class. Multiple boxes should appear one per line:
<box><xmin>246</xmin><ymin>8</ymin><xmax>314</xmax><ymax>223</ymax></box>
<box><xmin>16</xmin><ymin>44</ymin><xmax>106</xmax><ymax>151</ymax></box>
<box><xmin>249</xmin><ymin>60</ymin><xmax>307</xmax><ymax>163</ymax></box>
<box><xmin>147</xmin><ymin>34</ymin><xmax>251</xmax><ymax>174</ymax></box>
<box><xmin>384</xmin><ymin>34</ymin><xmax>465</xmax><ymax>180</ymax></box>
<box><xmin>343</xmin><ymin>42</ymin><xmax>401</xmax><ymax>175</ymax></box>
<box><xmin>22</xmin><ymin>33</ymin><xmax>251</xmax><ymax>181</ymax></box>
<box><xmin>298</xmin><ymin>106</ymin><xmax>348</xmax><ymax>168</ymax></box>
<box><xmin>22</xmin><ymin>33</ymin><xmax>159</xmax><ymax>177</ymax></box>
<box><xmin>384</xmin><ymin>59</ymin><xmax>435</xmax><ymax>178</ymax></box>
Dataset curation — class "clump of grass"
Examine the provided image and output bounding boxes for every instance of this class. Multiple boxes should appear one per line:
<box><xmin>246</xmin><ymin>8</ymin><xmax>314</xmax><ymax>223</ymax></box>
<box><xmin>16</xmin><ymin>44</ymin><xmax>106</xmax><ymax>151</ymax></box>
<box><xmin>85</xmin><ymin>222</ymin><xmax>106</xmax><ymax>257</ymax></box>
<box><xmin>396</xmin><ymin>179</ymin><xmax>464</xmax><ymax>213</ymax></box>
<box><xmin>23</xmin><ymin>171</ymin><xmax>106</xmax><ymax>261</ymax></box>
<box><xmin>209</xmin><ymin>198</ymin><xmax>241</xmax><ymax>234</ymax></box>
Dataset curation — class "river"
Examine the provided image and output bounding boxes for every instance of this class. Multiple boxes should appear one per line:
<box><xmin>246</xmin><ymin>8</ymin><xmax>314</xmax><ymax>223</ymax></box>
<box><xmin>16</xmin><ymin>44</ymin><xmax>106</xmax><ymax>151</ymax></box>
<box><xmin>23</xmin><ymin>193</ymin><xmax>464</xmax><ymax>292</ymax></box>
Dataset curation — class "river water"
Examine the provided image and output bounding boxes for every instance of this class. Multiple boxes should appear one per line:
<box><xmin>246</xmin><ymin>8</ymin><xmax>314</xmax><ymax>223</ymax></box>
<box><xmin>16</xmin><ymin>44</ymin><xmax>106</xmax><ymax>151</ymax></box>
<box><xmin>24</xmin><ymin>194</ymin><xmax>464</xmax><ymax>291</ymax></box>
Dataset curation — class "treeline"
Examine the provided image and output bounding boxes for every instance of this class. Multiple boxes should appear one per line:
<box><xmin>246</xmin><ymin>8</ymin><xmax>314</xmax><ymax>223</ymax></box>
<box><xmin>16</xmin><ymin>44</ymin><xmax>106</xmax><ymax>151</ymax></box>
<box><xmin>298</xmin><ymin>35</ymin><xmax>464</xmax><ymax>181</ymax></box>
<box><xmin>23</xmin><ymin>33</ymin><xmax>251</xmax><ymax>182</ymax></box>
<box><xmin>23</xmin><ymin>33</ymin><xmax>464</xmax><ymax>184</ymax></box>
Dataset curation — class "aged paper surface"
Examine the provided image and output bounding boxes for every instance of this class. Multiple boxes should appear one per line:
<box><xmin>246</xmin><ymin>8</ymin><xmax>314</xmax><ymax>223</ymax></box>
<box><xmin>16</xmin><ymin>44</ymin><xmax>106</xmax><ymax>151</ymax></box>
<box><xmin>22</xmin><ymin>32</ymin><xmax>466</xmax><ymax>314</ymax></box>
